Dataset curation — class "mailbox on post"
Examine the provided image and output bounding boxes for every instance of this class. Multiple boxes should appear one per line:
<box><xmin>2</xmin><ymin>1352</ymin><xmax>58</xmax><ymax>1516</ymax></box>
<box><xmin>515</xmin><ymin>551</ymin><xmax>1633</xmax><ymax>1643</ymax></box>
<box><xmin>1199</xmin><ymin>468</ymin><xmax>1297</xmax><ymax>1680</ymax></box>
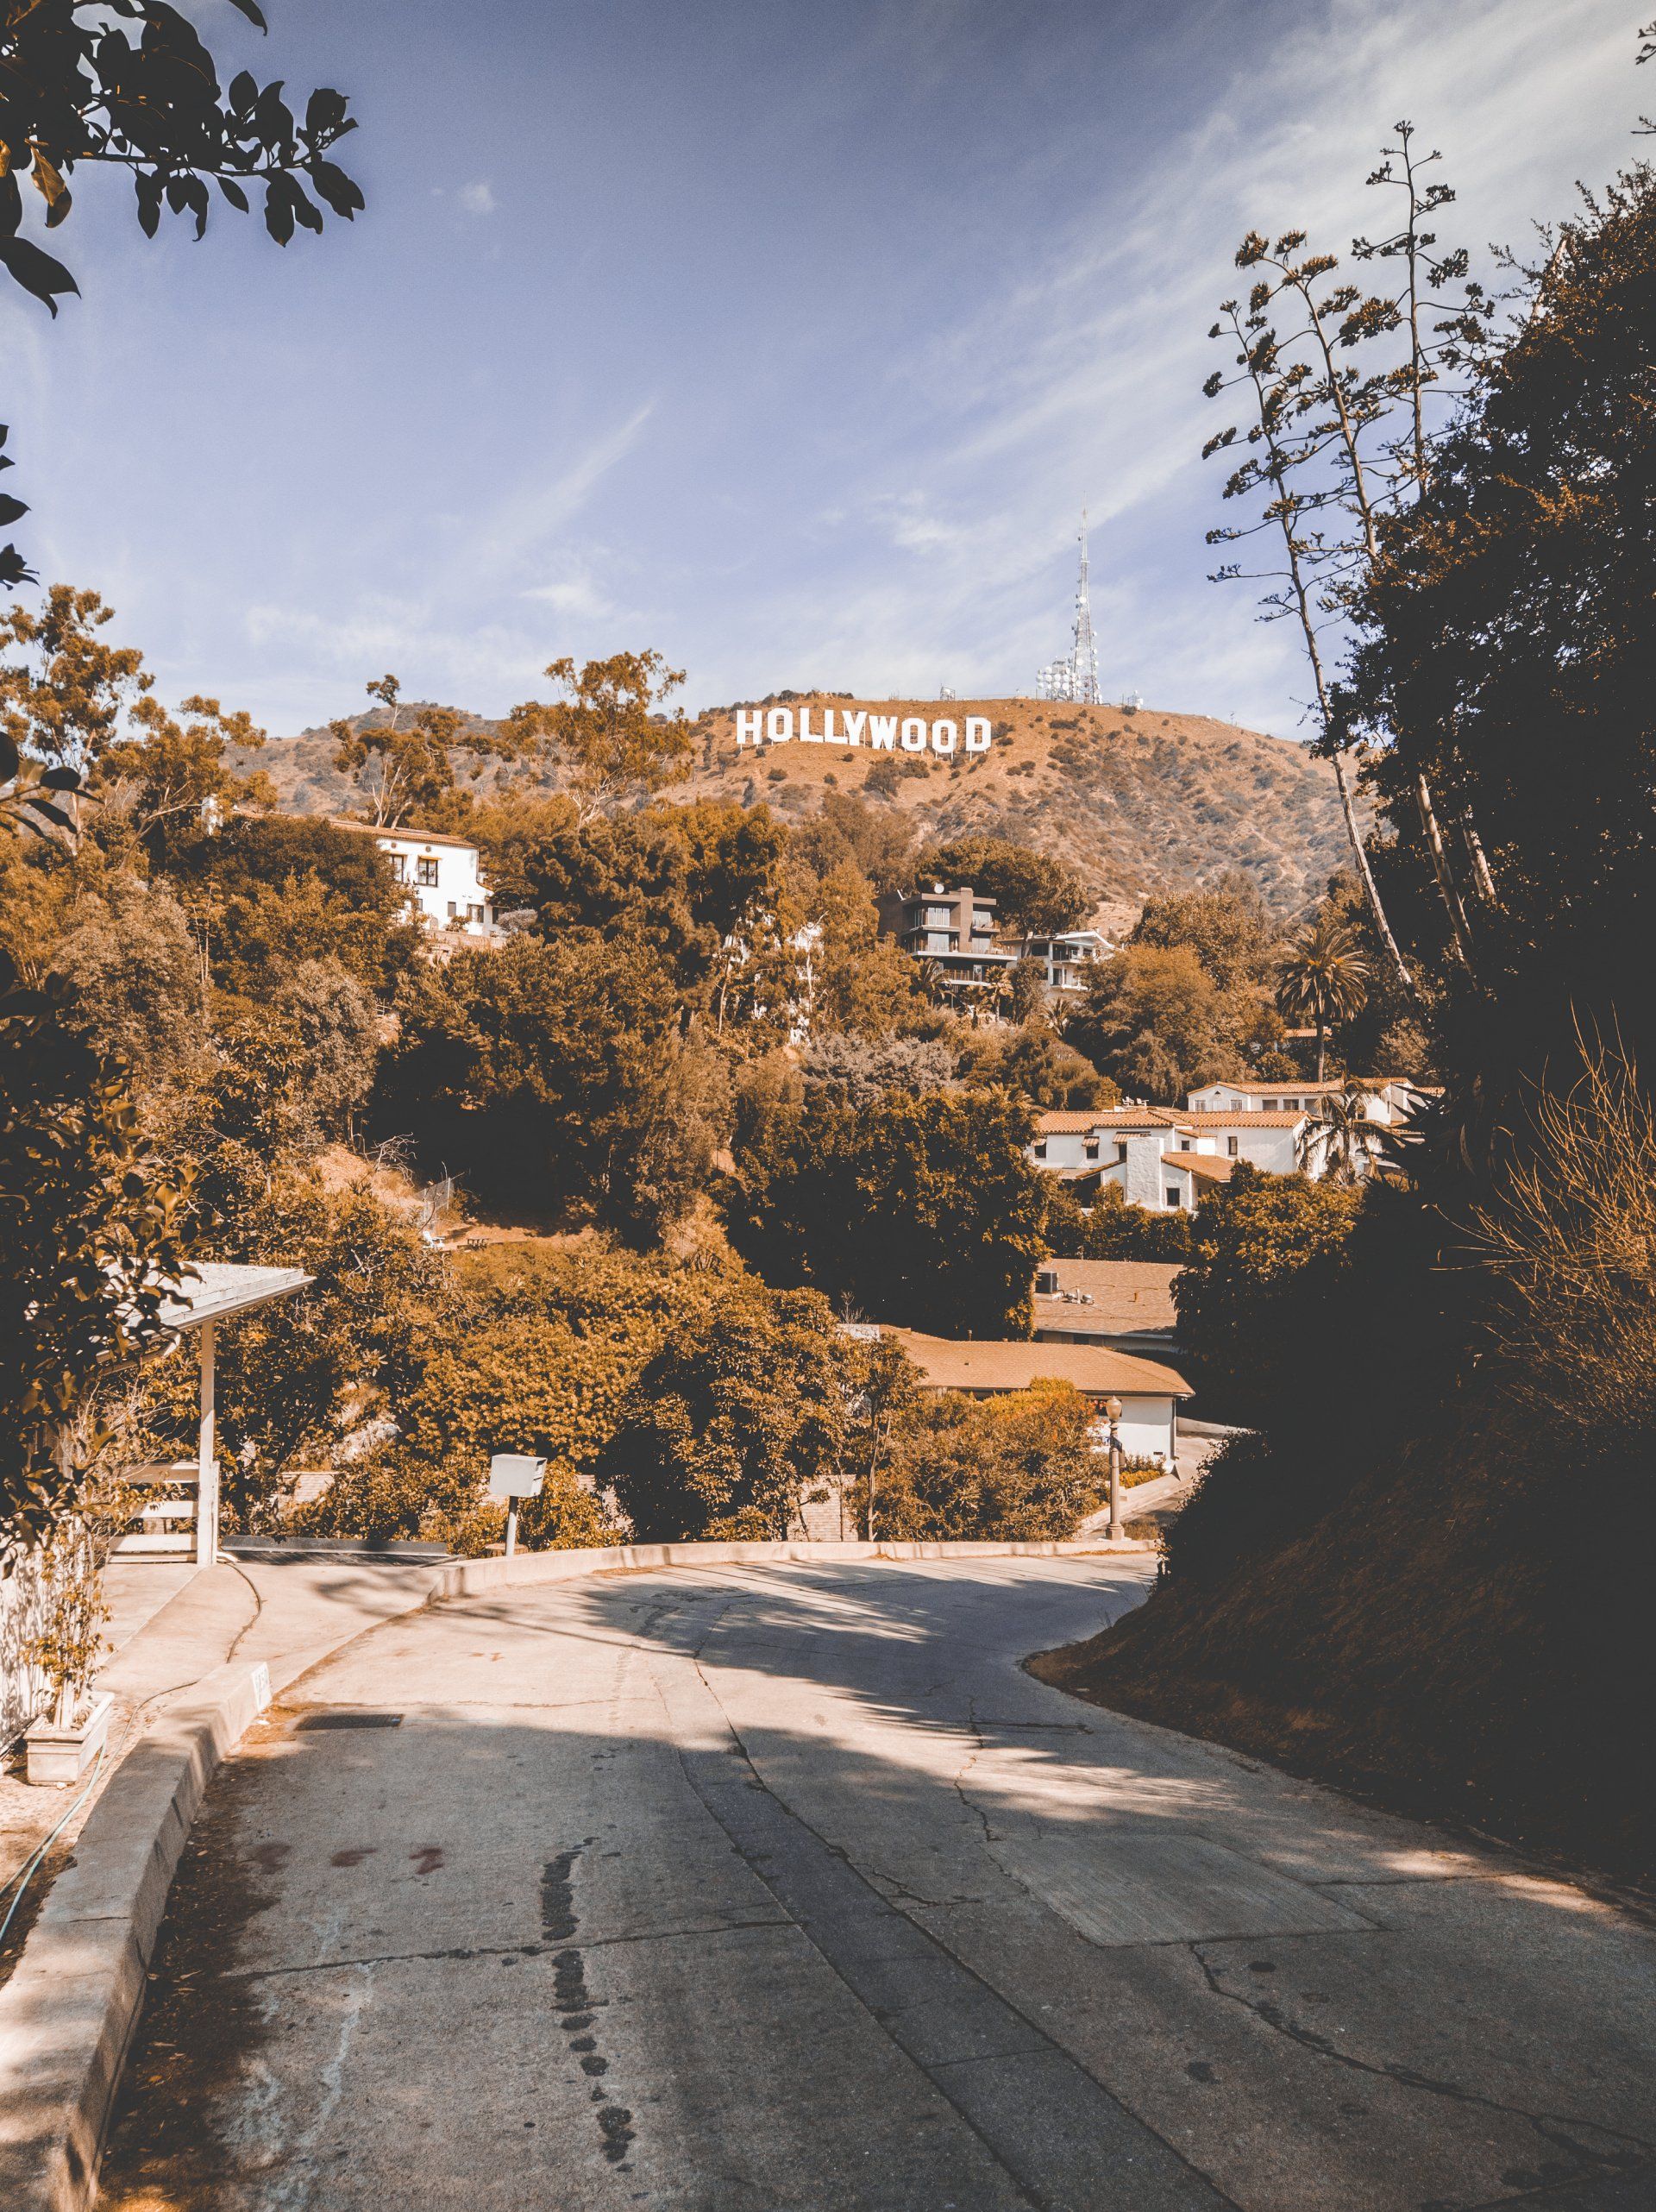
<box><xmin>486</xmin><ymin>1454</ymin><xmax>545</xmax><ymax>1558</ymax></box>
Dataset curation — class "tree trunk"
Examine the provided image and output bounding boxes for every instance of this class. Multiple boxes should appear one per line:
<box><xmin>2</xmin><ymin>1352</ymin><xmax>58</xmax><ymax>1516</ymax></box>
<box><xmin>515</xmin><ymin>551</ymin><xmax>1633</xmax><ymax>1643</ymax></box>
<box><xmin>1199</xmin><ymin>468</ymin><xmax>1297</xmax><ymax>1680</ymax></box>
<box><xmin>1329</xmin><ymin>751</ymin><xmax>1415</xmax><ymax>1001</ymax></box>
<box><xmin>1415</xmin><ymin>773</ymin><xmax>1477</xmax><ymax>971</ymax></box>
<box><xmin>1315</xmin><ymin>1019</ymin><xmax>1327</xmax><ymax>1083</ymax></box>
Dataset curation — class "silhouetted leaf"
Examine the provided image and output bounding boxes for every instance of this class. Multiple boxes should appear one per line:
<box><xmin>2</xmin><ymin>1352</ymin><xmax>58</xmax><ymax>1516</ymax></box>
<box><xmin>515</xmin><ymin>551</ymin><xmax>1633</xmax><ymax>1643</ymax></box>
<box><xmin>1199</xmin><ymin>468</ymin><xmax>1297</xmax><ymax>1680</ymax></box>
<box><xmin>217</xmin><ymin>176</ymin><xmax>250</xmax><ymax>211</ymax></box>
<box><xmin>0</xmin><ymin>544</ymin><xmax>34</xmax><ymax>588</ymax></box>
<box><xmin>0</xmin><ymin>733</ymin><xmax>17</xmax><ymax>782</ymax></box>
<box><xmin>40</xmin><ymin>767</ymin><xmax>83</xmax><ymax>792</ymax></box>
<box><xmin>229</xmin><ymin>69</ymin><xmax>259</xmax><ymax>112</ymax></box>
<box><xmin>0</xmin><ymin>171</ymin><xmax>22</xmax><ymax>240</ymax></box>
<box><xmin>30</xmin><ymin>151</ymin><xmax>72</xmax><ymax>229</ymax></box>
<box><xmin>0</xmin><ymin>237</ymin><xmax>79</xmax><ymax>315</ymax></box>
<box><xmin>225</xmin><ymin>0</ymin><xmax>268</xmax><ymax>26</ymax></box>
<box><xmin>263</xmin><ymin>176</ymin><xmax>294</xmax><ymax>245</ymax></box>
<box><xmin>309</xmin><ymin>160</ymin><xmax>363</xmax><ymax>218</ymax></box>
<box><xmin>0</xmin><ymin>494</ymin><xmax>26</xmax><ymax>527</ymax></box>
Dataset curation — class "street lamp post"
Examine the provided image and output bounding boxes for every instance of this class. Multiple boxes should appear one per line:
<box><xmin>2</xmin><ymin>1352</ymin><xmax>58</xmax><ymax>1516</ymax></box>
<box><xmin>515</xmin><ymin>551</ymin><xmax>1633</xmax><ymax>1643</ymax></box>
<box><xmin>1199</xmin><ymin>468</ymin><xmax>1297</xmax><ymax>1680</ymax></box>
<box><xmin>1104</xmin><ymin>1394</ymin><xmax>1124</xmax><ymax>1542</ymax></box>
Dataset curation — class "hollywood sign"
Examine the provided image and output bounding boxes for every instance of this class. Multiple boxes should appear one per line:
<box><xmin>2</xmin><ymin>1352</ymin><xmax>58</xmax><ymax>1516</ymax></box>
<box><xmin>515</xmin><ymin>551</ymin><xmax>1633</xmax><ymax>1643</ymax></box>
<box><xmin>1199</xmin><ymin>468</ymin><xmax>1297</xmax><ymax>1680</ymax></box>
<box><xmin>735</xmin><ymin>707</ymin><xmax>992</xmax><ymax>755</ymax></box>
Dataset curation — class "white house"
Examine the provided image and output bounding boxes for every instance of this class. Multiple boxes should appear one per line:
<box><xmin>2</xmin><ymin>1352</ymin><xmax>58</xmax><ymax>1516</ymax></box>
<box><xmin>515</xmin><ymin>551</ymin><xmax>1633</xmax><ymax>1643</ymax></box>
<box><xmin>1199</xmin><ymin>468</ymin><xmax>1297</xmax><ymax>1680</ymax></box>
<box><xmin>1014</xmin><ymin>928</ymin><xmax>1113</xmax><ymax>996</ymax></box>
<box><xmin>1187</xmin><ymin>1076</ymin><xmax>1419</xmax><ymax>1125</ymax></box>
<box><xmin>1029</xmin><ymin>1104</ymin><xmax>1310</xmax><ymax>1208</ymax></box>
<box><xmin>338</xmin><ymin>821</ymin><xmax>499</xmax><ymax>940</ymax></box>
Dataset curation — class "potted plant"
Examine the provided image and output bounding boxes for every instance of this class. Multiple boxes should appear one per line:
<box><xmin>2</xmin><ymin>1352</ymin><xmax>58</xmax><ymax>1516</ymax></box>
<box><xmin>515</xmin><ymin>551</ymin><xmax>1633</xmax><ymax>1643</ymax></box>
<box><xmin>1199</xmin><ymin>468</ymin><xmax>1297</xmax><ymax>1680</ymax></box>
<box><xmin>22</xmin><ymin>1504</ymin><xmax>115</xmax><ymax>1786</ymax></box>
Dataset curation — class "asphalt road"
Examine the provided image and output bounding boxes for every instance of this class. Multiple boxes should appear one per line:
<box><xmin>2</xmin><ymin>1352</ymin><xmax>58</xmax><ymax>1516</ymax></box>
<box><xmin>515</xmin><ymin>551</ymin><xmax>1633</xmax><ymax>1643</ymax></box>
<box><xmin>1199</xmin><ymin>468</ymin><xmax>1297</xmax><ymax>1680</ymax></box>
<box><xmin>98</xmin><ymin>1558</ymin><xmax>1655</xmax><ymax>2211</ymax></box>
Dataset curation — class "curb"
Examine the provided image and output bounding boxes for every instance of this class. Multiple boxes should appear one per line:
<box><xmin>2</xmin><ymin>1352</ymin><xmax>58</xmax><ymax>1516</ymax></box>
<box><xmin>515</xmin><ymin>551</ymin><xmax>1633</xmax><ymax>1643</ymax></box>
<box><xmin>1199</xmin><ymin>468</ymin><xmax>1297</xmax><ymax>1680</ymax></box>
<box><xmin>435</xmin><ymin>1533</ymin><xmax>1152</xmax><ymax>1599</ymax></box>
<box><xmin>0</xmin><ymin>1536</ymin><xmax>1149</xmax><ymax>2209</ymax></box>
<box><xmin>0</xmin><ymin>1656</ymin><xmax>273</xmax><ymax>2212</ymax></box>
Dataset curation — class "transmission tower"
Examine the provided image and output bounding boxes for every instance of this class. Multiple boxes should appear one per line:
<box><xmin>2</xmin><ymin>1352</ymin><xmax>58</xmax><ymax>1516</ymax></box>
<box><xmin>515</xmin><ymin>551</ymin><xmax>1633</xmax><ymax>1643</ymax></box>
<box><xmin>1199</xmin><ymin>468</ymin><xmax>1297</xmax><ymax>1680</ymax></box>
<box><xmin>1035</xmin><ymin>514</ymin><xmax>1101</xmax><ymax>703</ymax></box>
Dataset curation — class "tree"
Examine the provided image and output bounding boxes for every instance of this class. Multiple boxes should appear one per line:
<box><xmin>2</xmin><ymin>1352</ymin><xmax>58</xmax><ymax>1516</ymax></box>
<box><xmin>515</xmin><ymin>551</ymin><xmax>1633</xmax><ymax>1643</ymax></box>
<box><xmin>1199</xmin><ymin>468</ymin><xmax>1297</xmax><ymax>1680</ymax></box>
<box><xmin>0</xmin><ymin>951</ymin><xmax>191</xmax><ymax>1538</ymax></box>
<box><xmin>914</xmin><ymin>834</ymin><xmax>1090</xmax><ymax>936</ymax></box>
<box><xmin>330</xmin><ymin>676</ymin><xmax>530</xmax><ymax>829</ymax></box>
<box><xmin>599</xmin><ymin>1283</ymin><xmax>849</xmax><ymax>1540</ymax></box>
<box><xmin>961</xmin><ymin>1023</ymin><xmax>1114</xmax><ymax>1109</ymax></box>
<box><xmin>1131</xmin><ymin>874</ymin><xmax>1277</xmax><ymax>995</ymax></box>
<box><xmin>725</xmin><ymin>1086</ymin><xmax>1050</xmax><ymax>1335</ymax></box>
<box><xmin>1173</xmin><ymin>1162</ymin><xmax>1363</xmax><ymax>1423</ymax></box>
<box><xmin>157</xmin><ymin>1173</ymin><xmax>445</xmax><ymax>1534</ymax></box>
<box><xmin>1351</xmin><ymin>169</ymin><xmax>1656</xmax><ymax>1126</ymax></box>
<box><xmin>854</xmin><ymin>1381</ymin><xmax>1101</xmax><ymax>1543</ymax></box>
<box><xmin>798</xmin><ymin>1033</ymin><xmax>956</xmax><ymax>1104</ymax></box>
<box><xmin>1298</xmin><ymin>1080</ymin><xmax>1384</xmax><ymax>1184</ymax></box>
<box><xmin>47</xmin><ymin>874</ymin><xmax>209</xmax><ymax>1092</ymax></box>
<box><xmin>1276</xmin><ymin>914</ymin><xmax>1369</xmax><ymax>1078</ymax></box>
<box><xmin>508</xmin><ymin>650</ymin><xmax>694</xmax><ymax>819</ymax></box>
<box><xmin>799</xmin><ymin>862</ymin><xmax>924</xmax><ymax>1039</ymax></box>
<box><xmin>792</xmin><ymin>791</ymin><xmax>914</xmax><ymax>895</ymax></box>
<box><xmin>269</xmin><ymin>958</ymin><xmax>381</xmax><ymax>1140</ymax></box>
<box><xmin>0</xmin><ymin>1</ymin><xmax>362</xmax><ymax>585</ymax></box>
<box><xmin>1068</xmin><ymin>945</ymin><xmax>1235</xmax><ymax>1103</ymax></box>
<box><xmin>376</xmin><ymin>934</ymin><xmax>728</xmax><ymax>1244</ymax></box>
<box><xmin>0</xmin><ymin>586</ymin><xmax>269</xmax><ymax>846</ymax></box>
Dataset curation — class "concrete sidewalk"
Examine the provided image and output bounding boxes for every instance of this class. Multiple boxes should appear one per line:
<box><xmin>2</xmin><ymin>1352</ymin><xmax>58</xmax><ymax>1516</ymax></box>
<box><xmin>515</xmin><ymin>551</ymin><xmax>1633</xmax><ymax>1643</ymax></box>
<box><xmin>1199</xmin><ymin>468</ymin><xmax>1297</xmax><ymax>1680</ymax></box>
<box><xmin>2</xmin><ymin>1557</ymin><xmax>438</xmax><ymax>1901</ymax></box>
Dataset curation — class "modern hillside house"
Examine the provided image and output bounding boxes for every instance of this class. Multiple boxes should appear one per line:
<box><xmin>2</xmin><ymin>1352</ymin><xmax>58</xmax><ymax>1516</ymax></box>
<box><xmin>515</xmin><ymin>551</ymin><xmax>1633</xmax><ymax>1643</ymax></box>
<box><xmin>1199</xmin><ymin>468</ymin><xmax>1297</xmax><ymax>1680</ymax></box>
<box><xmin>877</xmin><ymin>883</ymin><xmax>1110</xmax><ymax>1005</ymax></box>
<box><xmin>337</xmin><ymin>821</ymin><xmax>499</xmax><ymax>940</ymax></box>
<box><xmin>877</xmin><ymin>882</ymin><xmax>1018</xmax><ymax>997</ymax></box>
<box><xmin>1016</xmin><ymin>928</ymin><xmax>1112</xmax><ymax>995</ymax></box>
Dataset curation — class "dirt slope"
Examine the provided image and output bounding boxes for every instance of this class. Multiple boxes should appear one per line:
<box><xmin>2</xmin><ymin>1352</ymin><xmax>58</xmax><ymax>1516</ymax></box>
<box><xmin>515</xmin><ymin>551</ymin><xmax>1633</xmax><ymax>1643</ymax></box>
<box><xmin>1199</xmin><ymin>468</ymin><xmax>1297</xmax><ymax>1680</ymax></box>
<box><xmin>244</xmin><ymin>694</ymin><xmax>1352</xmax><ymax>929</ymax></box>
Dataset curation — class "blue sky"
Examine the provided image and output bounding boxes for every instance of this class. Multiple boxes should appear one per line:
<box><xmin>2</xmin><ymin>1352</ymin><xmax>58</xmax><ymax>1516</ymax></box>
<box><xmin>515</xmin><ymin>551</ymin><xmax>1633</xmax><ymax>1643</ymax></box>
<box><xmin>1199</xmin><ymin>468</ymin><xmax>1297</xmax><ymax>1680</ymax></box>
<box><xmin>1</xmin><ymin>0</ymin><xmax>1644</xmax><ymax>737</ymax></box>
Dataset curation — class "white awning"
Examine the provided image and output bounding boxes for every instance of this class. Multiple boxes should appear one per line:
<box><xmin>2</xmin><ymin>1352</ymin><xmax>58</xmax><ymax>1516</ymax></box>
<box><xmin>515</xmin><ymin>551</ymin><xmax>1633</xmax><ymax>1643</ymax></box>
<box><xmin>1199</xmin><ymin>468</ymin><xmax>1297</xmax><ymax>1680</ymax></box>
<box><xmin>156</xmin><ymin>1262</ymin><xmax>313</xmax><ymax>1332</ymax></box>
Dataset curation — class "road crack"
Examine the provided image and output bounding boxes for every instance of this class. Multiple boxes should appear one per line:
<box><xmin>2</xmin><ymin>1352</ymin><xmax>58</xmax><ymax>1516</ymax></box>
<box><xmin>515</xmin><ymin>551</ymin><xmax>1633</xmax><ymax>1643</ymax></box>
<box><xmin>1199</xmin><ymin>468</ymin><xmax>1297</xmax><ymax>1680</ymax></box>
<box><xmin>1189</xmin><ymin>1943</ymin><xmax>1654</xmax><ymax>2189</ymax></box>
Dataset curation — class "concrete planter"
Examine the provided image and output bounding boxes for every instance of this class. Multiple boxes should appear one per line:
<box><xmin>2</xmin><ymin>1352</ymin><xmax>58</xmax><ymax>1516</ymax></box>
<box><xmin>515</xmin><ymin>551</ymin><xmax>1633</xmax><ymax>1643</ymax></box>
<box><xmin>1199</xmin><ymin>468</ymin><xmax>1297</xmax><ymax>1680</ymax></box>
<box><xmin>24</xmin><ymin>1689</ymin><xmax>113</xmax><ymax>1787</ymax></box>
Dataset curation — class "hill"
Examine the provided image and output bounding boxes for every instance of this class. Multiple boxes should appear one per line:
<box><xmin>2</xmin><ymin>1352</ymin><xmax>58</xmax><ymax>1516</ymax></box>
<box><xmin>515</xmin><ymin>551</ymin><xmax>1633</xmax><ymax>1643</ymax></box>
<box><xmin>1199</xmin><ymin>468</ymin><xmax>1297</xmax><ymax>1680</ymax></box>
<box><xmin>242</xmin><ymin>694</ymin><xmax>1353</xmax><ymax>931</ymax></box>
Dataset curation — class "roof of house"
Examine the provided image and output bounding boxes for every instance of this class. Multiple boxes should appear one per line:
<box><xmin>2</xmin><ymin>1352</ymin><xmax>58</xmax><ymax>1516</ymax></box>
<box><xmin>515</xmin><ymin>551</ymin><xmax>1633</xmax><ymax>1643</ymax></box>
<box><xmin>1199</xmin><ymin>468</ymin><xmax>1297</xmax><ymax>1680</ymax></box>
<box><xmin>1161</xmin><ymin>1150</ymin><xmax>1237</xmax><ymax>1185</ymax></box>
<box><xmin>1177</xmin><ymin>1109</ymin><xmax>1307</xmax><ymax>1129</ymax></box>
<box><xmin>1191</xmin><ymin>1076</ymin><xmax>1403</xmax><ymax>1099</ymax></box>
<box><xmin>157</xmin><ymin>1262</ymin><xmax>313</xmax><ymax>1332</ymax></box>
<box><xmin>885</xmin><ymin>1327</ymin><xmax>1191</xmax><ymax>1398</ymax></box>
<box><xmin>1033</xmin><ymin>1260</ymin><xmax>1181</xmax><ymax>1335</ymax></box>
<box><xmin>1034</xmin><ymin>1108</ymin><xmax>1185</xmax><ymax>1135</ymax></box>
<box><xmin>332</xmin><ymin>818</ymin><xmax>483</xmax><ymax>853</ymax></box>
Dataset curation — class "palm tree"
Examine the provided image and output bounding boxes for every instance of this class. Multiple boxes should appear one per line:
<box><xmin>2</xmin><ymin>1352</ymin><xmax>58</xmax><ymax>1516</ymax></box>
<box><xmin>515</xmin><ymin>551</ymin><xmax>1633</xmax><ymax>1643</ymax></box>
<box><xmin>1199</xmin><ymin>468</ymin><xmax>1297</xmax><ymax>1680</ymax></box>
<box><xmin>1298</xmin><ymin>1081</ymin><xmax>1382</xmax><ymax>1184</ymax></box>
<box><xmin>1276</xmin><ymin>916</ymin><xmax>1370</xmax><ymax>1080</ymax></box>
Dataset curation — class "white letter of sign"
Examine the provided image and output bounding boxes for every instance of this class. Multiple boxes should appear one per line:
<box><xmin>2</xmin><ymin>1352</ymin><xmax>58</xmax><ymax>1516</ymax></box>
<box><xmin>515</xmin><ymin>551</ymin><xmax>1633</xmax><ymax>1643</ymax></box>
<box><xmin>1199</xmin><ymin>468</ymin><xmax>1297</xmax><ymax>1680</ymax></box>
<box><xmin>767</xmin><ymin>708</ymin><xmax>794</xmax><ymax>744</ymax></box>
<box><xmin>900</xmin><ymin>718</ymin><xmax>927</xmax><ymax>752</ymax></box>
<box><xmin>840</xmin><ymin>710</ymin><xmax>867</xmax><ymax>745</ymax></box>
<box><xmin>799</xmin><ymin>707</ymin><xmax>823</xmax><ymax>743</ymax></box>
<box><xmin>931</xmin><ymin>720</ymin><xmax>957</xmax><ymax>754</ymax></box>
<box><xmin>821</xmin><ymin>709</ymin><xmax>837</xmax><ymax>742</ymax></box>
<box><xmin>965</xmin><ymin>717</ymin><xmax>991</xmax><ymax>753</ymax></box>
<box><xmin>735</xmin><ymin>710</ymin><xmax>763</xmax><ymax>748</ymax></box>
<box><xmin>869</xmin><ymin>716</ymin><xmax>898</xmax><ymax>751</ymax></box>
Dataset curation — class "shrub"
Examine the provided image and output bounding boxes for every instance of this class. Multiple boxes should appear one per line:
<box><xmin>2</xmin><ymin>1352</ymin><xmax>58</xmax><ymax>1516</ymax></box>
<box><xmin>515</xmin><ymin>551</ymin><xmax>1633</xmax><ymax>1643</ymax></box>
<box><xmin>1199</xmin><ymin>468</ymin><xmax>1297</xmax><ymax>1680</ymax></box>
<box><xmin>856</xmin><ymin>1381</ymin><xmax>1101</xmax><ymax>1541</ymax></box>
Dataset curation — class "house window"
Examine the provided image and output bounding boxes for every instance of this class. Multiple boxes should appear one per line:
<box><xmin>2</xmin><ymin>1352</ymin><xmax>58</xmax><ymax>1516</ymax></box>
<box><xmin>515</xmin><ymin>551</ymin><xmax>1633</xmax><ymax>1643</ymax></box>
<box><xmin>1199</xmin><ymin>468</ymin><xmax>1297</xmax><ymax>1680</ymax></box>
<box><xmin>1033</xmin><ymin>1141</ymin><xmax>1047</xmax><ymax>1159</ymax></box>
<box><xmin>416</xmin><ymin>857</ymin><xmax>439</xmax><ymax>887</ymax></box>
<box><xmin>1036</xmin><ymin>1269</ymin><xmax>1058</xmax><ymax>1295</ymax></box>
<box><xmin>467</xmin><ymin>903</ymin><xmax>484</xmax><ymax>923</ymax></box>
<box><xmin>924</xmin><ymin>906</ymin><xmax>950</xmax><ymax>927</ymax></box>
<box><xmin>1264</xmin><ymin>1098</ymin><xmax>1280</xmax><ymax>1111</ymax></box>
<box><xmin>1227</xmin><ymin>1135</ymin><xmax>1239</xmax><ymax>1157</ymax></box>
<box><xmin>1166</xmin><ymin>1186</ymin><xmax>1181</xmax><ymax>1209</ymax></box>
<box><xmin>1115</xmin><ymin>1141</ymin><xmax>1128</xmax><ymax>1163</ymax></box>
<box><xmin>1083</xmin><ymin>1141</ymin><xmax>1099</xmax><ymax>1160</ymax></box>
<box><xmin>387</xmin><ymin>852</ymin><xmax>407</xmax><ymax>882</ymax></box>
<box><xmin>446</xmin><ymin>901</ymin><xmax>457</xmax><ymax>918</ymax></box>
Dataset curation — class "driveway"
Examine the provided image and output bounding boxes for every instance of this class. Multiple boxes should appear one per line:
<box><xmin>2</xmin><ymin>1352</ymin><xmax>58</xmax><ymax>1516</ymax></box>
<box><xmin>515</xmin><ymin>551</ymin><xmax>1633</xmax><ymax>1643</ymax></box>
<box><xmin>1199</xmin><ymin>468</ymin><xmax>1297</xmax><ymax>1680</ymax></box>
<box><xmin>98</xmin><ymin>1558</ymin><xmax>1655</xmax><ymax>2210</ymax></box>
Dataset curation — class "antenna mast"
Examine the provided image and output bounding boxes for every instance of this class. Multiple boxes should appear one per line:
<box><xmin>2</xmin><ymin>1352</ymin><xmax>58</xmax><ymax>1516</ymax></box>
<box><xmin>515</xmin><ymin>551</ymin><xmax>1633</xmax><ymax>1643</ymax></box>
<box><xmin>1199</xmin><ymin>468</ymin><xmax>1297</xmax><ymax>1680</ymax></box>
<box><xmin>1036</xmin><ymin>513</ymin><xmax>1101</xmax><ymax>702</ymax></box>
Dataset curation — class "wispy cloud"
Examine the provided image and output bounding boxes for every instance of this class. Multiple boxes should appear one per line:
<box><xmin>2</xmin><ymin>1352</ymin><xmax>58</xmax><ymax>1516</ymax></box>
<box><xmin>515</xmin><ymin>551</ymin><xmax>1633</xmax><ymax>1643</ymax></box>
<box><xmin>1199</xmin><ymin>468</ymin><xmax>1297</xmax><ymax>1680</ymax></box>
<box><xmin>458</xmin><ymin>180</ymin><xmax>498</xmax><ymax>217</ymax></box>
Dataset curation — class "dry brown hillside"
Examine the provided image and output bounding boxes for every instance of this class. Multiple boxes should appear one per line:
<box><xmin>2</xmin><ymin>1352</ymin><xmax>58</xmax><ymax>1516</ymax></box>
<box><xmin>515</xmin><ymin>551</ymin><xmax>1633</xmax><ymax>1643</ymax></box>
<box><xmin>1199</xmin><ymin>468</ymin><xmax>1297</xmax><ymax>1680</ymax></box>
<box><xmin>244</xmin><ymin>694</ymin><xmax>1352</xmax><ymax>928</ymax></box>
<box><xmin>689</xmin><ymin>695</ymin><xmax>1351</xmax><ymax>928</ymax></box>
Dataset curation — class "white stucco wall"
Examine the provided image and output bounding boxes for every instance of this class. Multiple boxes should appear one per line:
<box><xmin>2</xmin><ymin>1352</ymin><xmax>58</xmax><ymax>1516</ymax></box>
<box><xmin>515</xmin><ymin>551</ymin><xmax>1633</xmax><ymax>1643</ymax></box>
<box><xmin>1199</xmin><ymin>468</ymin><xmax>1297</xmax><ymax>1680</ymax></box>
<box><xmin>1088</xmin><ymin>1395</ymin><xmax>1178</xmax><ymax>1461</ymax></box>
<box><xmin>375</xmin><ymin>834</ymin><xmax>495</xmax><ymax>937</ymax></box>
